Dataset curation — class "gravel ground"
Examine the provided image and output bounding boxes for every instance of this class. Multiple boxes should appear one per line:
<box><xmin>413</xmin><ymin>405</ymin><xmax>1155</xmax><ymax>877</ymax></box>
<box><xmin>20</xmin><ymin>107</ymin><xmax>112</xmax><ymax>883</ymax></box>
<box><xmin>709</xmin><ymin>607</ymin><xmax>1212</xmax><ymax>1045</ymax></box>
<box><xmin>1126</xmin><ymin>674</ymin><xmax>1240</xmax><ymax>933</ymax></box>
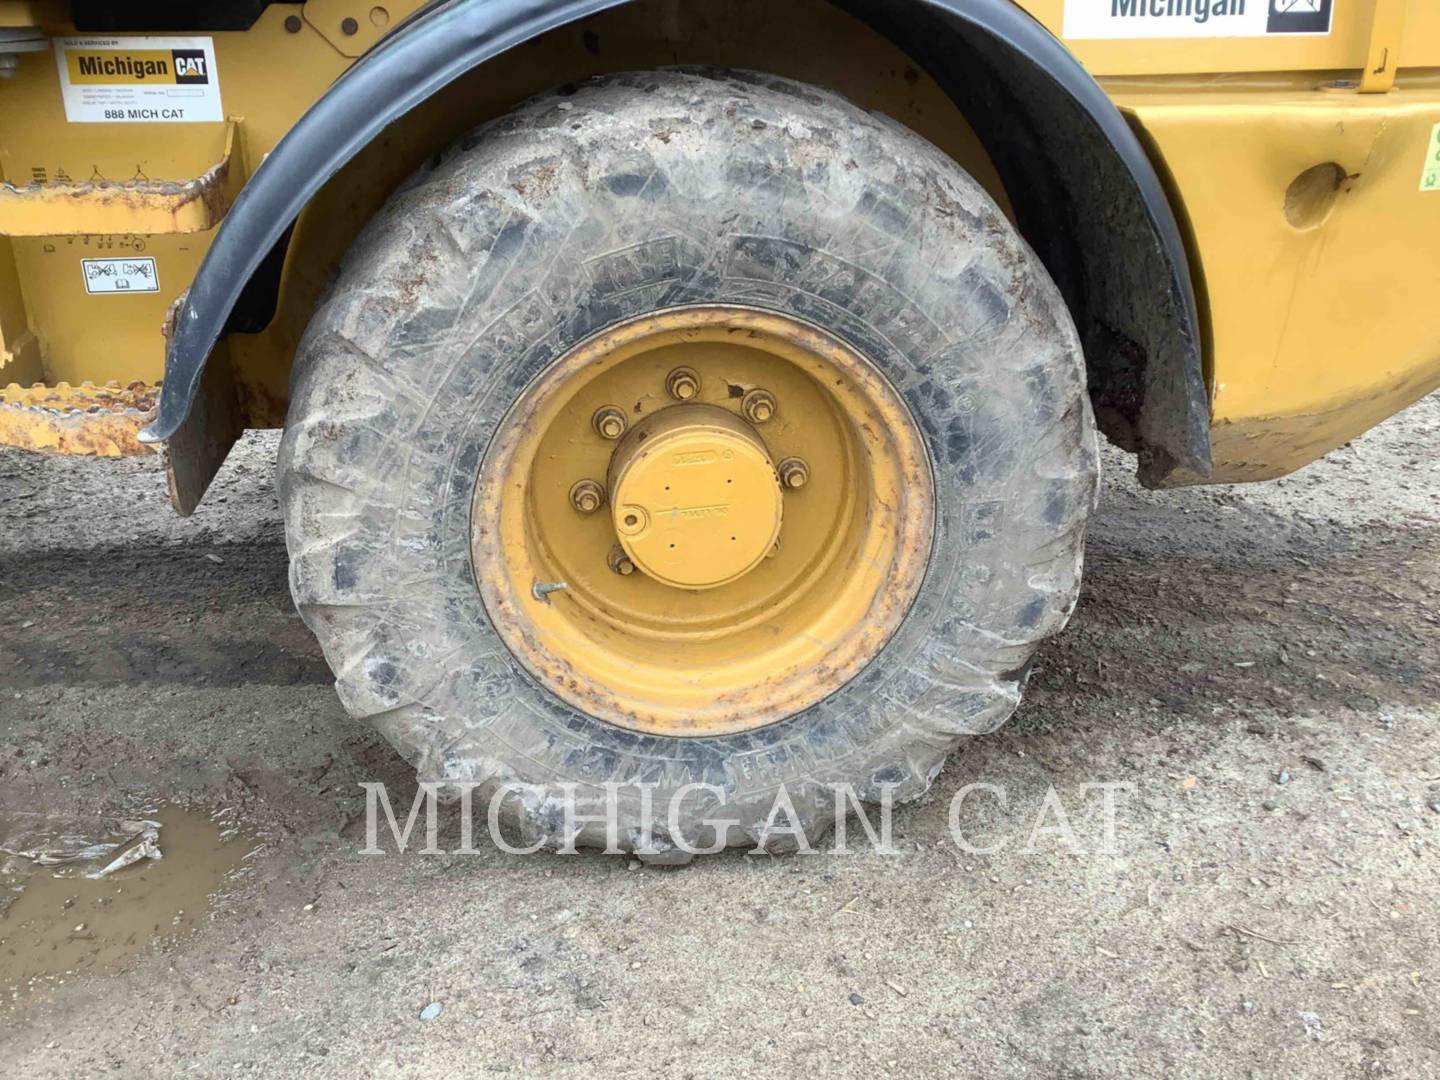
<box><xmin>1</xmin><ymin>393</ymin><xmax>1437</xmax><ymax>1077</ymax></box>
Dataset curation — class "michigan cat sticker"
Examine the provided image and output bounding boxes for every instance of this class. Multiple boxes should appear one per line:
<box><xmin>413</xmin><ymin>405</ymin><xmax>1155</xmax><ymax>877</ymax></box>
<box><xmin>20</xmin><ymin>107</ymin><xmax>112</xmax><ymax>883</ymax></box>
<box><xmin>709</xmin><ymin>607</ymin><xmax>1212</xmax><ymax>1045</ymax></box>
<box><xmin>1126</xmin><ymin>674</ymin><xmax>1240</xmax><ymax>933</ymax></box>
<box><xmin>1065</xmin><ymin>0</ymin><xmax>1334</xmax><ymax>39</ymax></box>
<box><xmin>54</xmin><ymin>36</ymin><xmax>223</xmax><ymax>123</ymax></box>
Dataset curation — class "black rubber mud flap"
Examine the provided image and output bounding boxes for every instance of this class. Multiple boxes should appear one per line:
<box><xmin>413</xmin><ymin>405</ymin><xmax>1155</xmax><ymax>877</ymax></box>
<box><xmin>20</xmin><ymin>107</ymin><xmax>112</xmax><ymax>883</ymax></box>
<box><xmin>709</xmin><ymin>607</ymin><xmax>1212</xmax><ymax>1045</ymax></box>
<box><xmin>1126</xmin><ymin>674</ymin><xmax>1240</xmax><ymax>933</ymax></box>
<box><xmin>165</xmin><ymin>348</ymin><xmax>242</xmax><ymax>517</ymax></box>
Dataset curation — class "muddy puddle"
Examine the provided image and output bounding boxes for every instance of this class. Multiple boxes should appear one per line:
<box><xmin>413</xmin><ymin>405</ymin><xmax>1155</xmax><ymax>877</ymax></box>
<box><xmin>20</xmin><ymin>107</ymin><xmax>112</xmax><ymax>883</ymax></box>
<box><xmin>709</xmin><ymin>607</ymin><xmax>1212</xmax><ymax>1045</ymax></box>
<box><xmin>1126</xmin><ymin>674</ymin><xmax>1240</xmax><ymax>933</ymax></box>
<box><xmin>0</xmin><ymin>806</ymin><xmax>254</xmax><ymax>995</ymax></box>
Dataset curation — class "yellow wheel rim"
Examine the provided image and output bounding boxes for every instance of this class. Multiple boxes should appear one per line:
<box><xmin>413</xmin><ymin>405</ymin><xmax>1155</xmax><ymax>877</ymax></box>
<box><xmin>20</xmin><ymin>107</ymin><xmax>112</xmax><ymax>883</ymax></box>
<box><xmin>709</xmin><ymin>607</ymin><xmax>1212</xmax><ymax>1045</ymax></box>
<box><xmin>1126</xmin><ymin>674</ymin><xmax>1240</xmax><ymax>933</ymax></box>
<box><xmin>472</xmin><ymin>305</ymin><xmax>933</xmax><ymax>736</ymax></box>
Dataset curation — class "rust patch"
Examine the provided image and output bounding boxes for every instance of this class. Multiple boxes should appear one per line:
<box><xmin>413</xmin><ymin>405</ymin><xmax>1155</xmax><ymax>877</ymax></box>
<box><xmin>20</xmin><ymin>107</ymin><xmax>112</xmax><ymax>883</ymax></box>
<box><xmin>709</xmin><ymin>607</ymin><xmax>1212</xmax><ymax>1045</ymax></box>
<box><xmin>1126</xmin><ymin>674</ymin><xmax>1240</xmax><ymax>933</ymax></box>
<box><xmin>0</xmin><ymin>157</ymin><xmax>232</xmax><ymax>236</ymax></box>
<box><xmin>0</xmin><ymin>381</ymin><xmax>159</xmax><ymax>457</ymax></box>
<box><xmin>232</xmin><ymin>376</ymin><xmax>290</xmax><ymax>430</ymax></box>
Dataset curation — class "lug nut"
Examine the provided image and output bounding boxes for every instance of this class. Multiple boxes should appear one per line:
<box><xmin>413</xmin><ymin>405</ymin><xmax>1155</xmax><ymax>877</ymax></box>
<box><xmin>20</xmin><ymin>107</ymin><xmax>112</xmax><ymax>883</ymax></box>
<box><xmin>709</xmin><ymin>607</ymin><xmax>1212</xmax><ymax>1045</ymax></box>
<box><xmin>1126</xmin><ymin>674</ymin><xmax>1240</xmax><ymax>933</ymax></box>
<box><xmin>742</xmin><ymin>388</ymin><xmax>776</xmax><ymax>425</ymax></box>
<box><xmin>592</xmin><ymin>405</ymin><xmax>628</xmax><ymax>440</ymax></box>
<box><xmin>666</xmin><ymin>367</ymin><xmax>700</xmax><ymax>401</ymax></box>
<box><xmin>569</xmin><ymin>479</ymin><xmax>605</xmax><ymax>515</ymax></box>
<box><xmin>608</xmin><ymin>545</ymin><xmax>636</xmax><ymax>576</ymax></box>
<box><xmin>777</xmin><ymin>457</ymin><xmax>809</xmax><ymax>490</ymax></box>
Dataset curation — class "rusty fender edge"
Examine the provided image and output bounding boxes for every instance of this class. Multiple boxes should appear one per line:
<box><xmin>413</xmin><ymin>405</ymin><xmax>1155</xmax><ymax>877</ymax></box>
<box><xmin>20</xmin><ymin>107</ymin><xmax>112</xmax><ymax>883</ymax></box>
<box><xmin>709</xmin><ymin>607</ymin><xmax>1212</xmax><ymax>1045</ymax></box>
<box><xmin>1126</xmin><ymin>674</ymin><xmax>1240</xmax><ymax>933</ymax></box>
<box><xmin>0</xmin><ymin>382</ymin><xmax>160</xmax><ymax>457</ymax></box>
<box><xmin>139</xmin><ymin>0</ymin><xmax>1209</xmax><ymax>491</ymax></box>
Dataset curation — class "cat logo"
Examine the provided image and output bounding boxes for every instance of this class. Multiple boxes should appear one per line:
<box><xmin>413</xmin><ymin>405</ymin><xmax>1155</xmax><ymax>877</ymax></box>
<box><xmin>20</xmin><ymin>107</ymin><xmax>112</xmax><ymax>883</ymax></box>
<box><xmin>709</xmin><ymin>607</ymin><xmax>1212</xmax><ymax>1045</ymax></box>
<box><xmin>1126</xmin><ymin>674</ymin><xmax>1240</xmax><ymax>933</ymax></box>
<box><xmin>1267</xmin><ymin>0</ymin><xmax>1331</xmax><ymax>34</ymax></box>
<box><xmin>171</xmin><ymin>50</ymin><xmax>209</xmax><ymax>84</ymax></box>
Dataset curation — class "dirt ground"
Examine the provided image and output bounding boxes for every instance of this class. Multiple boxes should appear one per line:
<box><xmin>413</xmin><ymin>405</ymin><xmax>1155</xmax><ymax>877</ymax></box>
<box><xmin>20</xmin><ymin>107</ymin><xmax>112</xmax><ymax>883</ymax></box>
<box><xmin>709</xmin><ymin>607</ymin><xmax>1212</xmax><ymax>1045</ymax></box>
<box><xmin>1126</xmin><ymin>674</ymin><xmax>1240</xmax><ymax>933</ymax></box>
<box><xmin>2</xmin><ymin>392</ymin><xmax>1438</xmax><ymax>1078</ymax></box>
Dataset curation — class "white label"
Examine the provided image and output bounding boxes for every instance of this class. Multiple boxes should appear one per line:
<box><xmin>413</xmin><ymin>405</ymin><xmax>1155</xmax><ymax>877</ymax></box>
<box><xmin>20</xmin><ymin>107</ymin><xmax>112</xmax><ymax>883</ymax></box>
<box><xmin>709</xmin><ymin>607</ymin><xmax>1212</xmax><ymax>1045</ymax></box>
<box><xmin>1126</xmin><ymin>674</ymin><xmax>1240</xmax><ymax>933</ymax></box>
<box><xmin>1065</xmin><ymin>0</ymin><xmax>1333</xmax><ymax>40</ymax></box>
<box><xmin>1421</xmin><ymin>122</ymin><xmax>1440</xmax><ymax>193</ymax></box>
<box><xmin>82</xmin><ymin>257</ymin><xmax>160</xmax><ymax>294</ymax></box>
<box><xmin>54</xmin><ymin>36</ymin><xmax>222</xmax><ymax>123</ymax></box>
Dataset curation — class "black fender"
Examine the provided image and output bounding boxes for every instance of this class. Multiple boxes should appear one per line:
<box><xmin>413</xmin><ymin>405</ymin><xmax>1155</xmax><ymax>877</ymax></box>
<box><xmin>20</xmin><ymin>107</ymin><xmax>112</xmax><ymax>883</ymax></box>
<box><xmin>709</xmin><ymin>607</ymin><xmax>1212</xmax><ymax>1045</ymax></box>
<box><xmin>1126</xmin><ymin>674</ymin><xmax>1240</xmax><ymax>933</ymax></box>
<box><xmin>139</xmin><ymin>0</ymin><xmax>1210</xmax><ymax>485</ymax></box>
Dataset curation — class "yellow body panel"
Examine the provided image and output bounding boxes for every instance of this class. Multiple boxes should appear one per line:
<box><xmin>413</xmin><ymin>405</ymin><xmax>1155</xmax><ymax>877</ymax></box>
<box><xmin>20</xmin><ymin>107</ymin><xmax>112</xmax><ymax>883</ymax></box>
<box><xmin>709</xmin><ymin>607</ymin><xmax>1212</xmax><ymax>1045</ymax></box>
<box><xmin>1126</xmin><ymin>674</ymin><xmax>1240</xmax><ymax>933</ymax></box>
<box><xmin>1022</xmin><ymin>0</ymin><xmax>1440</xmax><ymax>75</ymax></box>
<box><xmin>0</xmin><ymin>122</ymin><xmax>237</xmax><ymax>236</ymax></box>
<box><xmin>0</xmin><ymin>0</ymin><xmax>1436</xmax><ymax>484</ymax></box>
<box><xmin>1113</xmin><ymin>75</ymin><xmax>1440</xmax><ymax>480</ymax></box>
<box><xmin>1018</xmin><ymin>0</ymin><xmax>1440</xmax><ymax>479</ymax></box>
<box><xmin>0</xmin><ymin>378</ymin><xmax>156</xmax><ymax>455</ymax></box>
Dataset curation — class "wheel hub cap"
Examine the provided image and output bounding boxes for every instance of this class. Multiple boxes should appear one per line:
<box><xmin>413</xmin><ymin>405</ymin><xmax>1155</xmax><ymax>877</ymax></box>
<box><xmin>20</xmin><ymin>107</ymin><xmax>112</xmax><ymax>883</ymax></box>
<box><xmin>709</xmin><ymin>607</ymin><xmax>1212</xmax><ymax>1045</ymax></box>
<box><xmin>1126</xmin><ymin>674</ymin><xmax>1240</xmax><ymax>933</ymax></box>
<box><xmin>608</xmin><ymin>404</ymin><xmax>783</xmax><ymax>590</ymax></box>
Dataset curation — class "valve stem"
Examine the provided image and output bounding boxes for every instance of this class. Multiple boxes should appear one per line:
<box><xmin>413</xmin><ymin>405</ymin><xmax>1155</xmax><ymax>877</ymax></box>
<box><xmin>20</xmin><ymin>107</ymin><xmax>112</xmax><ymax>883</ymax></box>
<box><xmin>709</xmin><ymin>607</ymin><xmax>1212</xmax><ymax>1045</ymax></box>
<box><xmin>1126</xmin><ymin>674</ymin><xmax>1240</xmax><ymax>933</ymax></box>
<box><xmin>532</xmin><ymin>580</ymin><xmax>569</xmax><ymax>603</ymax></box>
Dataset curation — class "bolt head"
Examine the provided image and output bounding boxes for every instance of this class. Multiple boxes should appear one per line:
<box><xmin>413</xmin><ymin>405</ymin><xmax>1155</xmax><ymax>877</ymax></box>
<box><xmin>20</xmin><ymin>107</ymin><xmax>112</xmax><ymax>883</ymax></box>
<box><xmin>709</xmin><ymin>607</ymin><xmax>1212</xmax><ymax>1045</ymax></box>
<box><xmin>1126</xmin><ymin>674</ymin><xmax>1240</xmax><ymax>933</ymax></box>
<box><xmin>569</xmin><ymin>479</ymin><xmax>605</xmax><ymax>515</ymax></box>
<box><xmin>778</xmin><ymin>458</ymin><xmax>809</xmax><ymax>489</ymax></box>
<box><xmin>608</xmin><ymin>546</ymin><xmax>636</xmax><ymax>576</ymax></box>
<box><xmin>666</xmin><ymin>368</ymin><xmax>700</xmax><ymax>401</ymax></box>
<box><xmin>742</xmin><ymin>389</ymin><xmax>776</xmax><ymax>425</ymax></box>
<box><xmin>592</xmin><ymin>407</ymin><xmax>627</xmax><ymax>440</ymax></box>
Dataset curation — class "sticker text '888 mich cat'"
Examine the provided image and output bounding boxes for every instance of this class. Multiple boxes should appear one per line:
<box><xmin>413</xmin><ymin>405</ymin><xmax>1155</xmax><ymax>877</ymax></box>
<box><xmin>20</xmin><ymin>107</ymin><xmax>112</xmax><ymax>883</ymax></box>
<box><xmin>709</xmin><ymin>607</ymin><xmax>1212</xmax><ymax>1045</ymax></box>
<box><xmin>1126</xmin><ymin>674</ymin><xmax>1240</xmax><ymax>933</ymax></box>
<box><xmin>54</xmin><ymin>36</ymin><xmax>223</xmax><ymax>123</ymax></box>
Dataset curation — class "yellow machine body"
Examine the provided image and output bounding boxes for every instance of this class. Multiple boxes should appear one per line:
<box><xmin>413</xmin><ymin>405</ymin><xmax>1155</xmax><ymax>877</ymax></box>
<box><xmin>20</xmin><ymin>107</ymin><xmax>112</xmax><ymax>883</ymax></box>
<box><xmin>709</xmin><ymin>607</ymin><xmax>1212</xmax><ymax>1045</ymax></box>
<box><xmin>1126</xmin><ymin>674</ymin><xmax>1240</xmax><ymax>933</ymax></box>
<box><xmin>0</xmin><ymin>0</ymin><xmax>1437</xmax><ymax>485</ymax></box>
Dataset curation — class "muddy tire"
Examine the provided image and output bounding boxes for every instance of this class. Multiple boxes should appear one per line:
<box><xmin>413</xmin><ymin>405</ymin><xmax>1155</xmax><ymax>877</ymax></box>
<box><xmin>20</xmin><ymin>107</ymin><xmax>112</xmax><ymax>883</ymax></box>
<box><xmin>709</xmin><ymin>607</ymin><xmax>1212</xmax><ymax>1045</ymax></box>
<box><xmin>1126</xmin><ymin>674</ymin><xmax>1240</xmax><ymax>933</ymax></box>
<box><xmin>278</xmin><ymin>69</ymin><xmax>1099</xmax><ymax>859</ymax></box>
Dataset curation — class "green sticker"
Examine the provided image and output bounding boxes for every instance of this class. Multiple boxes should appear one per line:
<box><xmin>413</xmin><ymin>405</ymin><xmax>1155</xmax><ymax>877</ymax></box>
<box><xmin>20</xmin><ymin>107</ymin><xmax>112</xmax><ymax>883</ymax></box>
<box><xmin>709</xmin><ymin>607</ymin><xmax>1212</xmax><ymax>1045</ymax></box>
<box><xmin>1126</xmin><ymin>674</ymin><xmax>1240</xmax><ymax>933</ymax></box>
<box><xmin>1422</xmin><ymin>122</ymin><xmax>1440</xmax><ymax>193</ymax></box>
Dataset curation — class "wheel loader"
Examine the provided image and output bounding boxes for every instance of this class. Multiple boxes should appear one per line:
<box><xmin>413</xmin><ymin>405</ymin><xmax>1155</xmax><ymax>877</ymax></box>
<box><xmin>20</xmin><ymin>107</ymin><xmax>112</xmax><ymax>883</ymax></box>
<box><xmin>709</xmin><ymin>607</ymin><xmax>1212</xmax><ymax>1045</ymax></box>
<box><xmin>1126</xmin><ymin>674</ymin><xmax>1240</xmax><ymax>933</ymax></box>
<box><xmin>1</xmin><ymin>0</ymin><xmax>1436</xmax><ymax>855</ymax></box>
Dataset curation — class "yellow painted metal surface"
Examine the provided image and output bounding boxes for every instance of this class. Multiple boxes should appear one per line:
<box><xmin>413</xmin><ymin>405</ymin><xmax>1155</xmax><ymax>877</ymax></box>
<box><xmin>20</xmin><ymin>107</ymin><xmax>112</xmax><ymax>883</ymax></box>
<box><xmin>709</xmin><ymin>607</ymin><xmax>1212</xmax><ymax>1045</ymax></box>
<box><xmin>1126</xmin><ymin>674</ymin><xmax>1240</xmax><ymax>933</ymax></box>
<box><xmin>471</xmin><ymin>307</ymin><xmax>933</xmax><ymax>736</ymax></box>
<box><xmin>1014</xmin><ymin>0</ymin><xmax>1440</xmax><ymax>480</ymax></box>
<box><xmin>1110</xmin><ymin>75</ymin><xmax>1440</xmax><ymax>480</ymax></box>
<box><xmin>0</xmin><ymin>0</ymin><xmax>1006</xmax><ymax>437</ymax></box>
<box><xmin>1359</xmin><ymin>0</ymin><xmax>1407</xmax><ymax>94</ymax></box>
<box><xmin>607</xmin><ymin>404</ymin><xmax>786</xmax><ymax>590</ymax></box>
<box><xmin>0</xmin><ymin>0</ymin><xmax>1434</xmax><ymax>487</ymax></box>
<box><xmin>0</xmin><ymin>123</ymin><xmax>238</xmax><ymax>236</ymax></box>
<box><xmin>0</xmin><ymin>236</ymin><xmax>41</xmax><ymax>384</ymax></box>
<box><xmin>1020</xmin><ymin>0</ymin><xmax>1440</xmax><ymax>75</ymax></box>
<box><xmin>0</xmin><ymin>379</ymin><xmax>157</xmax><ymax>455</ymax></box>
<box><xmin>303</xmin><ymin>0</ymin><xmax>397</xmax><ymax>57</ymax></box>
<box><xmin>220</xmin><ymin>0</ymin><xmax>1012</xmax><ymax>429</ymax></box>
<box><xmin>0</xmin><ymin>1</ymin><xmax>358</xmax><ymax>392</ymax></box>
